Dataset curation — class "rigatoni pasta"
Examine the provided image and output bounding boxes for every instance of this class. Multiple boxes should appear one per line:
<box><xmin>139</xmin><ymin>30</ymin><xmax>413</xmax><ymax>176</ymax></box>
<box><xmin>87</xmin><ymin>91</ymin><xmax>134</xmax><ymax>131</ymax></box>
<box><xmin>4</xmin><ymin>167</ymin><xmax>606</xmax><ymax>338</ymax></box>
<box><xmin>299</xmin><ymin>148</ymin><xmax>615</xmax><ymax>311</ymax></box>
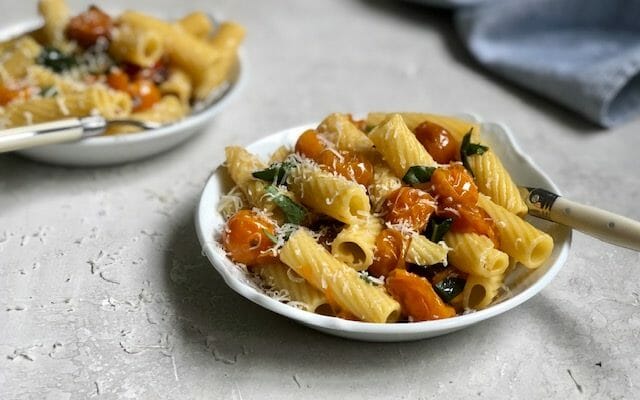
<box><xmin>0</xmin><ymin>1</ymin><xmax>244</xmax><ymax>133</ymax></box>
<box><xmin>217</xmin><ymin>112</ymin><xmax>555</xmax><ymax>323</ymax></box>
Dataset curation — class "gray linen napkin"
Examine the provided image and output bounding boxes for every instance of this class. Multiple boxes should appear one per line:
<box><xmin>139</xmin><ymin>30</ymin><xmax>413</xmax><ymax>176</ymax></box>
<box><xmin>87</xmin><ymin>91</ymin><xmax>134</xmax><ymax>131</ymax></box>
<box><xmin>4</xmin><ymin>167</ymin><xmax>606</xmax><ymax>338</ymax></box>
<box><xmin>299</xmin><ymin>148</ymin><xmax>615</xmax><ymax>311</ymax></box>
<box><xmin>455</xmin><ymin>0</ymin><xmax>640</xmax><ymax>127</ymax></box>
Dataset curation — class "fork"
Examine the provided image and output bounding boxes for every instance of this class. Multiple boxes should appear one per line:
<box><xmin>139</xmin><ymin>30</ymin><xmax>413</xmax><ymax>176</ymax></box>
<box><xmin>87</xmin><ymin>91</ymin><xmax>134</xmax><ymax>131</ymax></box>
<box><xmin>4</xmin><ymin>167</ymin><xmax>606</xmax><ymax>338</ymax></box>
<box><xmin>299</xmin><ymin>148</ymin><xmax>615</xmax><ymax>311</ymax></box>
<box><xmin>520</xmin><ymin>186</ymin><xmax>640</xmax><ymax>251</ymax></box>
<box><xmin>0</xmin><ymin>116</ymin><xmax>163</xmax><ymax>153</ymax></box>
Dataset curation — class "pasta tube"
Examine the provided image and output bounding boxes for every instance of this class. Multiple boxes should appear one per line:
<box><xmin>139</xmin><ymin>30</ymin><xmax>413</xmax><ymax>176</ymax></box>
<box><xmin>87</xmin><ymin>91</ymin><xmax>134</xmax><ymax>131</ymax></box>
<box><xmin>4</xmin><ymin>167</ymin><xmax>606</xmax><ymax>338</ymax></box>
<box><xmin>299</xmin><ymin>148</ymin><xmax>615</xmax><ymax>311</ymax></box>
<box><xmin>462</xmin><ymin>273</ymin><xmax>504</xmax><ymax>309</ymax></box>
<box><xmin>3</xmin><ymin>87</ymin><xmax>131</xmax><ymax>127</ymax></box>
<box><xmin>444</xmin><ymin>231</ymin><xmax>509</xmax><ymax>277</ymax></box>
<box><xmin>38</xmin><ymin>0</ymin><xmax>70</xmax><ymax>47</ymax></box>
<box><xmin>258</xmin><ymin>263</ymin><xmax>330</xmax><ymax>313</ymax></box>
<box><xmin>109</xmin><ymin>24</ymin><xmax>164</xmax><ymax>67</ymax></box>
<box><xmin>368</xmin><ymin>158</ymin><xmax>402</xmax><ymax>210</ymax></box>
<box><xmin>317</xmin><ymin>113</ymin><xmax>374</xmax><ymax>154</ymax></box>
<box><xmin>478</xmin><ymin>195</ymin><xmax>553</xmax><ymax>269</ymax></box>
<box><xmin>118</xmin><ymin>11</ymin><xmax>221</xmax><ymax>86</ymax></box>
<box><xmin>468</xmin><ymin>150</ymin><xmax>528</xmax><ymax>216</ymax></box>
<box><xmin>405</xmin><ymin>235</ymin><xmax>449</xmax><ymax>266</ymax></box>
<box><xmin>177</xmin><ymin>12</ymin><xmax>214</xmax><ymax>39</ymax></box>
<box><xmin>331</xmin><ymin>215</ymin><xmax>383</xmax><ymax>271</ymax></box>
<box><xmin>366</xmin><ymin>112</ymin><xmax>481</xmax><ymax>143</ymax></box>
<box><xmin>195</xmin><ymin>21</ymin><xmax>245</xmax><ymax>99</ymax></box>
<box><xmin>279</xmin><ymin>229</ymin><xmax>401</xmax><ymax>323</ymax></box>
<box><xmin>368</xmin><ymin>113</ymin><xmax>435</xmax><ymax>178</ymax></box>
<box><xmin>287</xmin><ymin>162</ymin><xmax>370</xmax><ymax>225</ymax></box>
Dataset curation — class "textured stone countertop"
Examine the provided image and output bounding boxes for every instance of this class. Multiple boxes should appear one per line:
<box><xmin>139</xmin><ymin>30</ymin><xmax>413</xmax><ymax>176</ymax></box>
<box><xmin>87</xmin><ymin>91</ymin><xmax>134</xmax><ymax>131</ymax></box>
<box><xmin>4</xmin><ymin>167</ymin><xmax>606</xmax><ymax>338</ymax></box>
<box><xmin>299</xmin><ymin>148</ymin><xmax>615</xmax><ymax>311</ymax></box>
<box><xmin>1</xmin><ymin>1</ymin><xmax>639</xmax><ymax>399</ymax></box>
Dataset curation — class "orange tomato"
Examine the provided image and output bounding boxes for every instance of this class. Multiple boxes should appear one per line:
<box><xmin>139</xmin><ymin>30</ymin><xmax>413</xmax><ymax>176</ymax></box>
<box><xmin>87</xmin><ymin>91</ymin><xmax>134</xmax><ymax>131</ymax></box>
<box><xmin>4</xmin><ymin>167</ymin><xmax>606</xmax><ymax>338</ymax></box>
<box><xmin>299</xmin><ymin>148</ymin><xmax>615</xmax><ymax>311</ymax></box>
<box><xmin>385</xmin><ymin>269</ymin><xmax>456</xmax><ymax>321</ymax></box>
<box><xmin>414</xmin><ymin>120</ymin><xmax>459</xmax><ymax>164</ymax></box>
<box><xmin>128</xmin><ymin>79</ymin><xmax>161</xmax><ymax>111</ymax></box>
<box><xmin>221</xmin><ymin>210</ymin><xmax>277</xmax><ymax>266</ymax></box>
<box><xmin>0</xmin><ymin>84</ymin><xmax>29</xmax><ymax>106</ymax></box>
<box><xmin>295</xmin><ymin>129</ymin><xmax>326</xmax><ymax>160</ymax></box>
<box><xmin>428</xmin><ymin>163</ymin><xmax>478</xmax><ymax>207</ymax></box>
<box><xmin>448</xmin><ymin>205</ymin><xmax>500</xmax><ymax>247</ymax></box>
<box><xmin>369</xmin><ymin>229</ymin><xmax>406</xmax><ymax>278</ymax></box>
<box><xmin>106</xmin><ymin>69</ymin><xmax>129</xmax><ymax>92</ymax></box>
<box><xmin>65</xmin><ymin>6</ymin><xmax>113</xmax><ymax>48</ymax></box>
<box><xmin>318</xmin><ymin>149</ymin><xmax>373</xmax><ymax>186</ymax></box>
<box><xmin>383</xmin><ymin>187</ymin><xmax>435</xmax><ymax>233</ymax></box>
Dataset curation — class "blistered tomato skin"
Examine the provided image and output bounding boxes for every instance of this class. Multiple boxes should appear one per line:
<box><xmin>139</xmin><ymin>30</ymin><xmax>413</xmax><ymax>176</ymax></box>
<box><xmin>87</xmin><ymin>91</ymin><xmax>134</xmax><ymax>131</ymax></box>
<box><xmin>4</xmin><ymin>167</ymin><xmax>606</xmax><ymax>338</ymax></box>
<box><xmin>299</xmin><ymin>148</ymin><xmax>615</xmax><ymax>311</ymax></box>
<box><xmin>295</xmin><ymin>129</ymin><xmax>326</xmax><ymax>160</ymax></box>
<box><xmin>368</xmin><ymin>229</ymin><xmax>406</xmax><ymax>278</ymax></box>
<box><xmin>128</xmin><ymin>79</ymin><xmax>161</xmax><ymax>112</ymax></box>
<box><xmin>383</xmin><ymin>187</ymin><xmax>436</xmax><ymax>233</ymax></box>
<box><xmin>106</xmin><ymin>69</ymin><xmax>129</xmax><ymax>92</ymax></box>
<box><xmin>429</xmin><ymin>163</ymin><xmax>478</xmax><ymax>207</ymax></box>
<box><xmin>449</xmin><ymin>205</ymin><xmax>500</xmax><ymax>247</ymax></box>
<box><xmin>414</xmin><ymin>121</ymin><xmax>459</xmax><ymax>164</ymax></box>
<box><xmin>385</xmin><ymin>269</ymin><xmax>456</xmax><ymax>321</ymax></box>
<box><xmin>65</xmin><ymin>6</ymin><xmax>113</xmax><ymax>48</ymax></box>
<box><xmin>222</xmin><ymin>210</ymin><xmax>277</xmax><ymax>266</ymax></box>
<box><xmin>318</xmin><ymin>149</ymin><xmax>373</xmax><ymax>187</ymax></box>
<box><xmin>428</xmin><ymin>163</ymin><xmax>499</xmax><ymax>245</ymax></box>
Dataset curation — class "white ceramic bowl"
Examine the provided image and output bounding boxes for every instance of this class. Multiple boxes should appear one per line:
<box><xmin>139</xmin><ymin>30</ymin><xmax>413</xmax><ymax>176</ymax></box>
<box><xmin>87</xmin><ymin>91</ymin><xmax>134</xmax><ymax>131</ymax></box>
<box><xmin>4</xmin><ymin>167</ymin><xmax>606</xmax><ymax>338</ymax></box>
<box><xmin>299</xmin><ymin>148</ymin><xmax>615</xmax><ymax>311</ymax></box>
<box><xmin>195</xmin><ymin>116</ymin><xmax>572</xmax><ymax>342</ymax></box>
<box><xmin>0</xmin><ymin>19</ymin><xmax>245</xmax><ymax>166</ymax></box>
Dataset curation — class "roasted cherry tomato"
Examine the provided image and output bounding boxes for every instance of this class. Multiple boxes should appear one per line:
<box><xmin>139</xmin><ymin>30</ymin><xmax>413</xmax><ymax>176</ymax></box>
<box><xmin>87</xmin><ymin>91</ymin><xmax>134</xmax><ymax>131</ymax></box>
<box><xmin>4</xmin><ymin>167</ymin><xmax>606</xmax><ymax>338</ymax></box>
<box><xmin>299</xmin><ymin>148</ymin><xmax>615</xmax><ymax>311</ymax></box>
<box><xmin>446</xmin><ymin>205</ymin><xmax>500</xmax><ymax>247</ymax></box>
<box><xmin>385</xmin><ymin>269</ymin><xmax>456</xmax><ymax>321</ymax></box>
<box><xmin>127</xmin><ymin>78</ymin><xmax>161</xmax><ymax>111</ymax></box>
<box><xmin>383</xmin><ymin>187</ymin><xmax>435</xmax><ymax>233</ymax></box>
<box><xmin>65</xmin><ymin>6</ymin><xmax>113</xmax><ymax>48</ymax></box>
<box><xmin>221</xmin><ymin>210</ymin><xmax>277</xmax><ymax>266</ymax></box>
<box><xmin>428</xmin><ymin>163</ymin><xmax>478</xmax><ymax>207</ymax></box>
<box><xmin>414</xmin><ymin>120</ymin><xmax>459</xmax><ymax>164</ymax></box>
<box><xmin>318</xmin><ymin>149</ymin><xmax>373</xmax><ymax>187</ymax></box>
<box><xmin>106</xmin><ymin>69</ymin><xmax>129</xmax><ymax>92</ymax></box>
<box><xmin>123</xmin><ymin>60</ymin><xmax>169</xmax><ymax>84</ymax></box>
<box><xmin>368</xmin><ymin>229</ymin><xmax>406</xmax><ymax>278</ymax></box>
<box><xmin>0</xmin><ymin>84</ymin><xmax>30</xmax><ymax>106</ymax></box>
<box><xmin>295</xmin><ymin>129</ymin><xmax>326</xmax><ymax>160</ymax></box>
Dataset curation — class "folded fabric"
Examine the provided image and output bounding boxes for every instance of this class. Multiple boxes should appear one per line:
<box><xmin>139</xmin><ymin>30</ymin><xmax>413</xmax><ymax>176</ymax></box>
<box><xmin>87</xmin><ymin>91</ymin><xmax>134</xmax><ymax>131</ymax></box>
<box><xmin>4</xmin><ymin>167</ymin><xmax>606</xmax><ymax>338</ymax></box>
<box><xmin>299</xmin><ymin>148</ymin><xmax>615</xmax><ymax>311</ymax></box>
<box><xmin>455</xmin><ymin>0</ymin><xmax>640</xmax><ymax>127</ymax></box>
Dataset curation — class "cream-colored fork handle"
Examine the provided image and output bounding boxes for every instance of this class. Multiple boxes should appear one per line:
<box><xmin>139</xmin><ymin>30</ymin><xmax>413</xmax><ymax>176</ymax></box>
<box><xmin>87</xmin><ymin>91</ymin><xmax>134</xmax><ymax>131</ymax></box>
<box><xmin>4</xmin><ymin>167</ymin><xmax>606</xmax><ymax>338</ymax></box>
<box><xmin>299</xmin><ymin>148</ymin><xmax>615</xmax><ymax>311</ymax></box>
<box><xmin>0</xmin><ymin>117</ymin><xmax>105</xmax><ymax>153</ymax></box>
<box><xmin>549</xmin><ymin>197</ymin><xmax>640</xmax><ymax>251</ymax></box>
<box><xmin>524</xmin><ymin>187</ymin><xmax>640</xmax><ymax>251</ymax></box>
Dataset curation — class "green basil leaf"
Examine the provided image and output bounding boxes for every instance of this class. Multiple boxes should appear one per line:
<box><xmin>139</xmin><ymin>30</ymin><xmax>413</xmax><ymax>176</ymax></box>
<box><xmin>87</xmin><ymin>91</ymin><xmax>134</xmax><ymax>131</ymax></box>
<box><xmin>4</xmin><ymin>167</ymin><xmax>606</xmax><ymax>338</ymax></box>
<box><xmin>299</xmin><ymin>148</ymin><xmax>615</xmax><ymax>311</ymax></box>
<box><xmin>265</xmin><ymin>185</ymin><xmax>307</xmax><ymax>225</ymax></box>
<box><xmin>460</xmin><ymin>129</ymin><xmax>488</xmax><ymax>177</ymax></box>
<box><xmin>262</xmin><ymin>229</ymin><xmax>278</xmax><ymax>244</ymax></box>
<box><xmin>252</xmin><ymin>162</ymin><xmax>293</xmax><ymax>186</ymax></box>
<box><xmin>433</xmin><ymin>276</ymin><xmax>466</xmax><ymax>303</ymax></box>
<box><xmin>37</xmin><ymin>47</ymin><xmax>78</xmax><ymax>73</ymax></box>
<box><xmin>424</xmin><ymin>217</ymin><xmax>453</xmax><ymax>243</ymax></box>
<box><xmin>402</xmin><ymin>165</ymin><xmax>436</xmax><ymax>185</ymax></box>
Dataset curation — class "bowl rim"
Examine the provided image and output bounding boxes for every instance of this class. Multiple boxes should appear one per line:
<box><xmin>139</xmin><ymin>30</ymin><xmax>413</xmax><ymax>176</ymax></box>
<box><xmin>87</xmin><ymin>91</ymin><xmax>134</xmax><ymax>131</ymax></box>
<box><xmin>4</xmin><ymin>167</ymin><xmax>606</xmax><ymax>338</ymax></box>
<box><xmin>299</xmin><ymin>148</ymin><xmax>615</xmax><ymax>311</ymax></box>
<box><xmin>195</xmin><ymin>117</ymin><xmax>572</xmax><ymax>336</ymax></box>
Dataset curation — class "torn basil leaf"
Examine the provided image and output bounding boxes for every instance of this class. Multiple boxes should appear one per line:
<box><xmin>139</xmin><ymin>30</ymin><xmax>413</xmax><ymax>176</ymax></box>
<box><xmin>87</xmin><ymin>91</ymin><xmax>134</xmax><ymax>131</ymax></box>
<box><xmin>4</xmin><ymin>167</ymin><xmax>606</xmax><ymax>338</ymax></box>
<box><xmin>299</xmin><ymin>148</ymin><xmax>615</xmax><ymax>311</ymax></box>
<box><xmin>424</xmin><ymin>217</ymin><xmax>453</xmax><ymax>243</ymax></box>
<box><xmin>37</xmin><ymin>47</ymin><xmax>78</xmax><ymax>73</ymax></box>
<box><xmin>460</xmin><ymin>129</ymin><xmax>488</xmax><ymax>177</ymax></box>
<box><xmin>402</xmin><ymin>165</ymin><xmax>436</xmax><ymax>185</ymax></box>
<box><xmin>252</xmin><ymin>162</ymin><xmax>292</xmax><ymax>186</ymax></box>
<box><xmin>262</xmin><ymin>229</ymin><xmax>278</xmax><ymax>244</ymax></box>
<box><xmin>265</xmin><ymin>185</ymin><xmax>307</xmax><ymax>225</ymax></box>
<box><xmin>434</xmin><ymin>276</ymin><xmax>466</xmax><ymax>303</ymax></box>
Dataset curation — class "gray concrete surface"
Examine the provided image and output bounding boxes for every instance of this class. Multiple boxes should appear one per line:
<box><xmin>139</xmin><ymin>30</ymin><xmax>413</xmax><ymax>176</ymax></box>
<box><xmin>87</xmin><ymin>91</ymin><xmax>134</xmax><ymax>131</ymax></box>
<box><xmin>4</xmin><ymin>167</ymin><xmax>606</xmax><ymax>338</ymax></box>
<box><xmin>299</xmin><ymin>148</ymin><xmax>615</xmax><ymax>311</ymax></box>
<box><xmin>1</xmin><ymin>0</ymin><xmax>639</xmax><ymax>399</ymax></box>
